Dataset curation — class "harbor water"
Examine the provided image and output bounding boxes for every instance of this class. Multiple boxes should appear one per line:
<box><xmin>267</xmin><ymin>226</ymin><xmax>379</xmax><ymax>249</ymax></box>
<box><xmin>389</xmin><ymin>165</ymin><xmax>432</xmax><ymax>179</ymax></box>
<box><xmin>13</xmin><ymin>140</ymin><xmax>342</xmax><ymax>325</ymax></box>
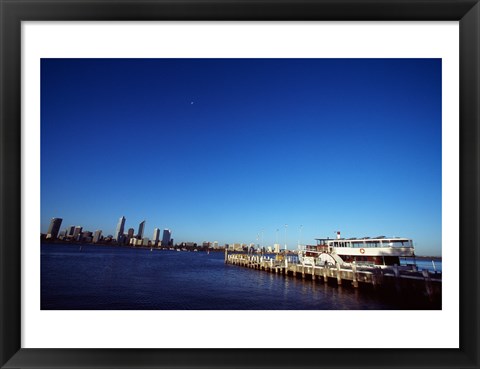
<box><xmin>41</xmin><ymin>243</ymin><xmax>441</xmax><ymax>310</ymax></box>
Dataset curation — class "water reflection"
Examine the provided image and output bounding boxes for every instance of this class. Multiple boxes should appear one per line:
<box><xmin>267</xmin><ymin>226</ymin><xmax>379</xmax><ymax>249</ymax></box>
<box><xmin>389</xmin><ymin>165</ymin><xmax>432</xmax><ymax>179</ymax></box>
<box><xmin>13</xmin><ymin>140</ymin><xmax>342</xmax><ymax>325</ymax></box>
<box><xmin>41</xmin><ymin>244</ymin><xmax>439</xmax><ymax>310</ymax></box>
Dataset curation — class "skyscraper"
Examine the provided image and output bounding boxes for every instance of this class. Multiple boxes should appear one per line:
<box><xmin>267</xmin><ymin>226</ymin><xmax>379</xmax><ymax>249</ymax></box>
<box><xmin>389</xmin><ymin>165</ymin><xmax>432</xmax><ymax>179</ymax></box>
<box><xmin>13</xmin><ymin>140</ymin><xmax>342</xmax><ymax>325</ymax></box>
<box><xmin>72</xmin><ymin>226</ymin><xmax>83</xmax><ymax>241</ymax></box>
<box><xmin>137</xmin><ymin>220</ymin><xmax>145</xmax><ymax>240</ymax></box>
<box><xmin>115</xmin><ymin>216</ymin><xmax>126</xmax><ymax>241</ymax></box>
<box><xmin>46</xmin><ymin>217</ymin><xmax>62</xmax><ymax>239</ymax></box>
<box><xmin>152</xmin><ymin>228</ymin><xmax>160</xmax><ymax>246</ymax></box>
<box><xmin>93</xmin><ymin>230</ymin><xmax>102</xmax><ymax>243</ymax></box>
<box><xmin>67</xmin><ymin>225</ymin><xmax>75</xmax><ymax>238</ymax></box>
<box><xmin>161</xmin><ymin>229</ymin><xmax>171</xmax><ymax>247</ymax></box>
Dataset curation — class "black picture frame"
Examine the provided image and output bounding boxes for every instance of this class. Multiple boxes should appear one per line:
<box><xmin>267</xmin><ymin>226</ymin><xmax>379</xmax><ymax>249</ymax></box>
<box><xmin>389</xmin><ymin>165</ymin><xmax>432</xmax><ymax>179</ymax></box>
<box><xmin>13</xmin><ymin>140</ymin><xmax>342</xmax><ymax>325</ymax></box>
<box><xmin>1</xmin><ymin>1</ymin><xmax>479</xmax><ymax>368</ymax></box>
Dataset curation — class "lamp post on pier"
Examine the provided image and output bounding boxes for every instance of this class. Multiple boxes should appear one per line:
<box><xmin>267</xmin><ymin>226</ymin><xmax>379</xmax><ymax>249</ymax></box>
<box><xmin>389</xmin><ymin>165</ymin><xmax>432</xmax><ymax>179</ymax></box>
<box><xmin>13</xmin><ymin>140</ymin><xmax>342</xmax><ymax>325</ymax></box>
<box><xmin>298</xmin><ymin>224</ymin><xmax>303</xmax><ymax>249</ymax></box>
<box><xmin>261</xmin><ymin>228</ymin><xmax>264</xmax><ymax>251</ymax></box>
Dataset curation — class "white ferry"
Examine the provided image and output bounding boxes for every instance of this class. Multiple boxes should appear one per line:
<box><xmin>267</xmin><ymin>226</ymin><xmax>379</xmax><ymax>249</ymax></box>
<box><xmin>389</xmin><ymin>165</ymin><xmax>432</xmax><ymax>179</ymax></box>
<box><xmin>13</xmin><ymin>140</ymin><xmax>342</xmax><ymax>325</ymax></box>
<box><xmin>298</xmin><ymin>232</ymin><xmax>415</xmax><ymax>268</ymax></box>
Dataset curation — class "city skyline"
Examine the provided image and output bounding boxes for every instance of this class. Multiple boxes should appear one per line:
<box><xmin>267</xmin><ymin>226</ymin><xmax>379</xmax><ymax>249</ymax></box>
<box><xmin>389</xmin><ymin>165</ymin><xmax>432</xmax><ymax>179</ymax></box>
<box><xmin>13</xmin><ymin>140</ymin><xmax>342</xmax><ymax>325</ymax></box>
<box><xmin>41</xmin><ymin>214</ymin><xmax>440</xmax><ymax>255</ymax></box>
<box><xmin>41</xmin><ymin>58</ymin><xmax>442</xmax><ymax>256</ymax></box>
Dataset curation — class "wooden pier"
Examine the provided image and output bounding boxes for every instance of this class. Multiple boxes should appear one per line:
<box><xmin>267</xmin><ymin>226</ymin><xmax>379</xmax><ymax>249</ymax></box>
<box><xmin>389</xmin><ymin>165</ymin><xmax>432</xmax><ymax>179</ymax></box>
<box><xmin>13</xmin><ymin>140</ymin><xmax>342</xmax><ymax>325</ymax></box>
<box><xmin>225</xmin><ymin>251</ymin><xmax>441</xmax><ymax>303</ymax></box>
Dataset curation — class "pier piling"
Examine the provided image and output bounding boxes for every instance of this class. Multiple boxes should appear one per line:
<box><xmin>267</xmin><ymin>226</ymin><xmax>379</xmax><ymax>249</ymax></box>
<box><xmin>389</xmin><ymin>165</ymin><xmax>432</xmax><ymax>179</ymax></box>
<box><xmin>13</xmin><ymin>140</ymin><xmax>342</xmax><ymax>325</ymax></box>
<box><xmin>225</xmin><ymin>253</ymin><xmax>441</xmax><ymax>303</ymax></box>
<box><xmin>422</xmin><ymin>269</ymin><xmax>433</xmax><ymax>300</ymax></box>
<box><xmin>336</xmin><ymin>263</ymin><xmax>342</xmax><ymax>285</ymax></box>
<box><xmin>352</xmin><ymin>263</ymin><xmax>358</xmax><ymax>288</ymax></box>
<box><xmin>393</xmin><ymin>264</ymin><xmax>401</xmax><ymax>293</ymax></box>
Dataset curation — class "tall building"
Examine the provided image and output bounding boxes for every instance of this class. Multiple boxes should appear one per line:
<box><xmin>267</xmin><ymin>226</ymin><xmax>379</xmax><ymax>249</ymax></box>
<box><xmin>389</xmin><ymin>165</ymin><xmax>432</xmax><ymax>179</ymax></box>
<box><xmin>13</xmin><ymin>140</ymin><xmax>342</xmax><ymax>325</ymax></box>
<box><xmin>126</xmin><ymin>228</ymin><xmax>135</xmax><ymax>243</ymax></box>
<box><xmin>81</xmin><ymin>231</ymin><xmax>93</xmax><ymax>242</ymax></box>
<box><xmin>114</xmin><ymin>216</ymin><xmax>126</xmax><ymax>241</ymax></box>
<box><xmin>72</xmin><ymin>226</ymin><xmax>83</xmax><ymax>241</ymax></box>
<box><xmin>46</xmin><ymin>217</ymin><xmax>62</xmax><ymax>239</ymax></box>
<box><xmin>93</xmin><ymin>230</ymin><xmax>102</xmax><ymax>243</ymax></box>
<box><xmin>67</xmin><ymin>225</ymin><xmax>75</xmax><ymax>238</ymax></box>
<box><xmin>137</xmin><ymin>220</ymin><xmax>145</xmax><ymax>239</ymax></box>
<box><xmin>161</xmin><ymin>229</ymin><xmax>171</xmax><ymax>247</ymax></box>
<box><xmin>152</xmin><ymin>228</ymin><xmax>160</xmax><ymax>246</ymax></box>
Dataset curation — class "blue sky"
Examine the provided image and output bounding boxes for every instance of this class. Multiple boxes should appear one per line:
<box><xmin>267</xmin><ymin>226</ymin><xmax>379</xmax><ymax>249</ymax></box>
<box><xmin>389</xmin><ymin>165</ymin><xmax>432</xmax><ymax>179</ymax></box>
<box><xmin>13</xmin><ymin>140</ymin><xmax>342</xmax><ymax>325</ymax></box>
<box><xmin>41</xmin><ymin>58</ymin><xmax>441</xmax><ymax>256</ymax></box>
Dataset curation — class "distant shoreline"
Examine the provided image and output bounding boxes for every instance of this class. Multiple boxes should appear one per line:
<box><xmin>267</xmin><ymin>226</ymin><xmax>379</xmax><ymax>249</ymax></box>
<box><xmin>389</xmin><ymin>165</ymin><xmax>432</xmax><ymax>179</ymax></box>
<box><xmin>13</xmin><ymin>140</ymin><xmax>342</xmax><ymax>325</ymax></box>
<box><xmin>41</xmin><ymin>240</ymin><xmax>225</xmax><ymax>252</ymax></box>
<box><xmin>414</xmin><ymin>255</ymin><xmax>442</xmax><ymax>261</ymax></box>
<box><xmin>40</xmin><ymin>241</ymin><xmax>441</xmax><ymax>259</ymax></box>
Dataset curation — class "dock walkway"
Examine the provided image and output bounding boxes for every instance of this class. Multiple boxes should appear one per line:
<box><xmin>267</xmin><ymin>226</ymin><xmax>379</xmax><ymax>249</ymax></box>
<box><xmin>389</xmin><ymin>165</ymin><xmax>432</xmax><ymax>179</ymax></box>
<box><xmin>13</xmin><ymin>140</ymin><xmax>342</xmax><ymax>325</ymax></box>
<box><xmin>225</xmin><ymin>252</ymin><xmax>441</xmax><ymax>301</ymax></box>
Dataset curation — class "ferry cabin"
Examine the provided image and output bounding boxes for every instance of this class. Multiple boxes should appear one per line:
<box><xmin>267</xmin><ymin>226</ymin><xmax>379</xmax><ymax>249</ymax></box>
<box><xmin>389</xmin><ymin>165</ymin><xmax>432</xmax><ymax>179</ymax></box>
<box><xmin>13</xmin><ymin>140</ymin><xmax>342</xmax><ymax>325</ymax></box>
<box><xmin>311</xmin><ymin>237</ymin><xmax>415</xmax><ymax>266</ymax></box>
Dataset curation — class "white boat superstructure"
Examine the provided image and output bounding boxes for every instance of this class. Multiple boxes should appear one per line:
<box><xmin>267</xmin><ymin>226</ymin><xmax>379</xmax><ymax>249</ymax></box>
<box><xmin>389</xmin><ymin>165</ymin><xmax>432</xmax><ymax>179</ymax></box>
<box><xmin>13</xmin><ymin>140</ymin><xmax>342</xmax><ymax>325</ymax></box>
<box><xmin>298</xmin><ymin>233</ymin><xmax>415</xmax><ymax>268</ymax></box>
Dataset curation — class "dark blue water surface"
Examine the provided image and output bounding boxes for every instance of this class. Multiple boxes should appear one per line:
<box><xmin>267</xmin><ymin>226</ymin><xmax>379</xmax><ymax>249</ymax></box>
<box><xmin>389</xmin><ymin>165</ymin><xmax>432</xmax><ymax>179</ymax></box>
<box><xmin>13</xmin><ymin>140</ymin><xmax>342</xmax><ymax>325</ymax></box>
<box><xmin>41</xmin><ymin>244</ymin><xmax>438</xmax><ymax>310</ymax></box>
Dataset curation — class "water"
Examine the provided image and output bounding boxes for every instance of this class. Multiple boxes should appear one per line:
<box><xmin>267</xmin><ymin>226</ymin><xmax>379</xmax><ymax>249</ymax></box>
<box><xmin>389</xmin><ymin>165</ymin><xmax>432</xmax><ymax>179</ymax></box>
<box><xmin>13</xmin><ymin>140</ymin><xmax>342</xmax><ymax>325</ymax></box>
<box><xmin>41</xmin><ymin>244</ymin><xmax>439</xmax><ymax>310</ymax></box>
<box><xmin>401</xmin><ymin>258</ymin><xmax>442</xmax><ymax>273</ymax></box>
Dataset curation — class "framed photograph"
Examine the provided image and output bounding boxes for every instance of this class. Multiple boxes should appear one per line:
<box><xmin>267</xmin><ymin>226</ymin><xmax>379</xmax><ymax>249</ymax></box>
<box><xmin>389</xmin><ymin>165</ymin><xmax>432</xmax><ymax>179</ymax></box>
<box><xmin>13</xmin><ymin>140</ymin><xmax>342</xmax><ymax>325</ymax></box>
<box><xmin>1</xmin><ymin>0</ymin><xmax>479</xmax><ymax>368</ymax></box>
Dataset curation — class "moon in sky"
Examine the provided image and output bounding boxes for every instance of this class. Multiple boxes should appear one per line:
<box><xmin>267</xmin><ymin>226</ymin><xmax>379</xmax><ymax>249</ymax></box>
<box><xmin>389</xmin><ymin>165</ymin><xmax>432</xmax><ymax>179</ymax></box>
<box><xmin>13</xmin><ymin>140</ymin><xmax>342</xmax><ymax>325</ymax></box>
<box><xmin>190</xmin><ymin>101</ymin><xmax>194</xmax><ymax>105</ymax></box>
